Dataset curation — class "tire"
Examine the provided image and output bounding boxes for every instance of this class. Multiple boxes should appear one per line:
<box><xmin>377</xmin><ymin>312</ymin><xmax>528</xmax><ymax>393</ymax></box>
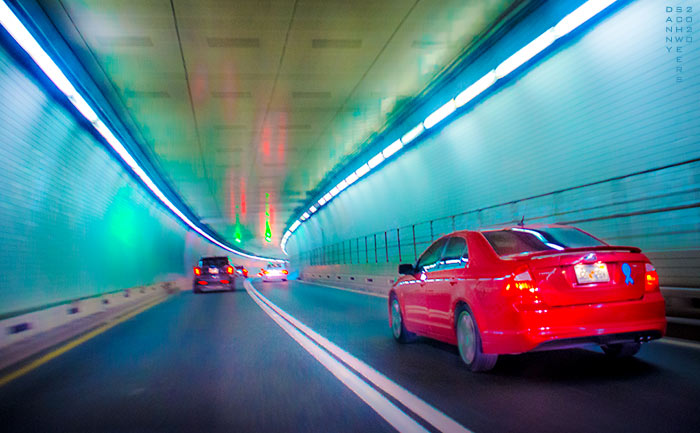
<box><xmin>193</xmin><ymin>287</ymin><xmax>201</xmax><ymax>294</ymax></box>
<box><xmin>390</xmin><ymin>296</ymin><xmax>416</xmax><ymax>343</ymax></box>
<box><xmin>455</xmin><ymin>305</ymin><xmax>497</xmax><ymax>372</ymax></box>
<box><xmin>601</xmin><ymin>342</ymin><xmax>641</xmax><ymax>358</ymax></box>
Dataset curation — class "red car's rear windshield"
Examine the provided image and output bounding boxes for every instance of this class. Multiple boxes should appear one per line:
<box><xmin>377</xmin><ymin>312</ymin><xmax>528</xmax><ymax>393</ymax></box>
<box><xmin>200</xmin><ymin>257</ymin><xmax>229</xmax><ymax>267</ymax></box>
<box><xmin>482</xmin><ymin>227</ymin><xmax>606</xmax><ymax>256</ymax></box>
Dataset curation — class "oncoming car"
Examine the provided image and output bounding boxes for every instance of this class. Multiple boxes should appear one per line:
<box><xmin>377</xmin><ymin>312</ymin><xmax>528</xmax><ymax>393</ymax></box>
<box><xmin>193</xmin><ymin>256</ymin><xmax>237</xmax><ymax>293</ymax></box>
<box><xmin>389</xmin><ymin>224</ymin><xmax>666</xmax><ymax>372</ymax></box>
<box><xmin>260</xmin><ymin>263</ymin><xmax>288</xmax><ymax>282</ymax></box>
<box><xmin>234</xmin><ymin>265</ymin><xmax>248</xmax><ymax>278</ymax></box>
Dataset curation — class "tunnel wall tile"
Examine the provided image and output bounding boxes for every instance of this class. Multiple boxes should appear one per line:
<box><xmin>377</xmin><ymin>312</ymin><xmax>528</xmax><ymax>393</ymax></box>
<box><xmin>0</xmin><ymin>41</ymin><xmax>227</xmax><ymax>315</ymax></box>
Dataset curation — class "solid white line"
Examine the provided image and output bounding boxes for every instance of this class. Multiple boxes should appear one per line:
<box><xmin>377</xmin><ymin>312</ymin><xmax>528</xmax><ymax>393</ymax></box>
<box><xmin>247</xmin><ymin>281</ymin><xmax>472</xmax><ymax>433</ymax></box>
<box><xmin>244</xmin><ymin>282</ymin><xmax>429</xmax><ymax>433</ymax></box>
<box><xmin>666</xmin><ymin>316</ymin><xmax>700</xmax><ymax>326</ymax></box>
<box><xmin>300</xmin><ymin>279</ymin><xmax>389</xmax><ymax>299</ymax></box>
<box><xmin>657</xmin><ymin>337</ymin><xmax>700</xmax><ymax>350</ymax></box>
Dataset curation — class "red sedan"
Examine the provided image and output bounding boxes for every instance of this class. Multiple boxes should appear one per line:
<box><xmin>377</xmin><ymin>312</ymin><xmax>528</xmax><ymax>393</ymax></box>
<box><xmin>389</xmin><ymin>225</ymin><xmax>666</xmax><ymax>372</ymax></box>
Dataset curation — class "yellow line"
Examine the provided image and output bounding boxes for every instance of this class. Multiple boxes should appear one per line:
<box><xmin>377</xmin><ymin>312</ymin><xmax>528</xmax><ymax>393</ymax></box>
<box><xmin>0</xmin><ymin>295</ymin><xmax>168</xmax><ymax>388</ymax></box>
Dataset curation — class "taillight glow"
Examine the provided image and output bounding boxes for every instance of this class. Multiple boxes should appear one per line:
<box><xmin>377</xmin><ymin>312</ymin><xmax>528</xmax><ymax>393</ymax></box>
<box><xmin>283</xmin><ymin>270</ymin><xmax>288</xmax><ymax>275</ymax></box>
<box><xmin>226</xmin><ymin>265</ymin><xmax>234</xmax><ymax>274</ymax></box>
<box><xmin>194</xmin><ymin>267</ymin><xmax>201</xmax><ymax>276</ymax></box>
<box><xmin>197</xmin><ymin>281</ymin><xmax>208</xmax><ymax>285</ymax></box>
<box><xmin>221</xmin><ymin>280</ymin><xmax>229</xmax><ymax>284</ymax></box>
<box><xmin>507</xmin><ymin>268</ymin><xmax>543</xmax><ymax>310</ymax></box>
<box><xmin>645</xmin><ymin>263</ymin><xmax>659</xmax><ymax>292</ymax></box>
<box><xmin>509</xmin><ymin>269</ymin><xmax>538</xmax><ymax>293</ymax></box>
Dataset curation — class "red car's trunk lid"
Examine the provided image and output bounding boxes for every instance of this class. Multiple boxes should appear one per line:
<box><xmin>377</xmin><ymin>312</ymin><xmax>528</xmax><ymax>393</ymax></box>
<box><xmin>523</xmin><ymin>248</ymin><xmax>647</xmax><ymax>307</ymax></box>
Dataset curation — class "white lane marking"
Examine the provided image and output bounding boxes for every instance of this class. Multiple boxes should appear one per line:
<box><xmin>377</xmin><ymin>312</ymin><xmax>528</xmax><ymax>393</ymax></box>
<box><xmin>247</xmin><ymin>281</ymin><xmax>472</xmax><ymax>433</ymax></box>
<box><xmin>244</xmin><ymin>282</ymin><xmax>429</xmax><ymax>433</ymax></box>
<box><xmin>657</xmin><ymin>337</ymin><xmax>700</xmax><ymax>350</ymax></box>
<box><xmin>666</xmin><ymin>316</ymin><xmax>700</xmax><ymax>327</ymax></box>
<box><xmin>300</xmin><ymin>279</ymin><xmax>389</xmax><ymax>299</ymax></box>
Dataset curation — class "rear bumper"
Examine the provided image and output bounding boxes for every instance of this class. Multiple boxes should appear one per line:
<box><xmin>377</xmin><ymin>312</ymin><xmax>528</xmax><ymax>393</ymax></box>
<box><xmin>262</xmin><ymin>274</ymin><xmax>287</xmax><ymax>281</ymax></box>
<box><xmin>193</xmin><ymin>278</ymin><xmax>235</xmax><ymax>291</ymax></box>
<box><xmin>482</xmin><ymin>291</ymin><xmax>667</xmax><ymax>354</ymax></box>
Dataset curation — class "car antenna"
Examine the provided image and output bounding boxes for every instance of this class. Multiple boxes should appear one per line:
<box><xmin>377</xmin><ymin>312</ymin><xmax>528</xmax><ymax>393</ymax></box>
<box><xmin>518</xmin><ymin>216</ymin><xmax>525</xmax><ymax>227</ymax></box>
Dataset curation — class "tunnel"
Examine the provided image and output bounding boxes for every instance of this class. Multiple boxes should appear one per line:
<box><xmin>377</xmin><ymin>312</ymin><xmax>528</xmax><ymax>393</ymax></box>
<box><xmin>0</xmin><ymin>0</ymin><xmax>699</xmax><ymax>431</ymax></box>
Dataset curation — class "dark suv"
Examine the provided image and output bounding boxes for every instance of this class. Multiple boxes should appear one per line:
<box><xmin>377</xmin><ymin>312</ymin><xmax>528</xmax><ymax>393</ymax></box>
<box><xmin>193</xmin><ymin>256</ymin><xmax>237</xmax><ymax>293</ymax></box>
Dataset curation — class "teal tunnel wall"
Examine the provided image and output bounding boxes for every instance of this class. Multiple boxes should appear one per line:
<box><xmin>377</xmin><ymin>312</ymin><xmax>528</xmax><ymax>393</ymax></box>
<box><xmin>0</xmin><ymin>40</ymin><xmax>229</xmax><ymax>316</ymax></box>
<box><xmin>287</xmin><ymin>0</ymin><xmax>700</xmax><ymax>287</ymax></box>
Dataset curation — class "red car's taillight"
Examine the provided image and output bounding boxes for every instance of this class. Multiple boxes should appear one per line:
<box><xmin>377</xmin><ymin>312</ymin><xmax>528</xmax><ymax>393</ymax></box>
<box><xmin>645</xmin><ymin>263</ymin><xmax>659</xmax><ymax>292</ymax></box>
<box><xmin>506</xmin><ymin>268</ymin><xmax>543</xmax><ymax>310</ymax></box>
<box><xmin>194</xmin><ymin>267</ymin><xmax>201</xmax><ymax>276</ymax></box>
<box><xmin>226</xmin><ymin>265</ymin><xmax>234</xmax><ymax>274</ymax></box>
<box><xmin>506</xmin><ymin>269</ymin><xmax>538</xmax><ymax>293</ymax></box>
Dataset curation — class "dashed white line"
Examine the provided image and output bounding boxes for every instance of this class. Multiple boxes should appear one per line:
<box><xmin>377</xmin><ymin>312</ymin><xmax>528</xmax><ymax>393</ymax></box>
<box><xmin>244</xmin><ymin>281</ymin><xmax>429</xmax><ymax>433</ymax></box>
<box><xmin>299</xmin><ymin>279</ymin><xmax>389</xmax><ymax>298</ymax></box>
<box><xmin>246</xmin><ymin>280</ymin><xmax>472</xmax><ymax>433</ymax></box>
<box><xmin>658</xmin><ymin>337</ymin><xmax>700</xmax><ymax>350</ymax></box>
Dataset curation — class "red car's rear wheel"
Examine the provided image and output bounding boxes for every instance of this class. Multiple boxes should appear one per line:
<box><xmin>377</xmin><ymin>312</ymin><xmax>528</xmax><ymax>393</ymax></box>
<box><xmin>456</xmin><ymin>306</ymin><xmax>497</xmax><ymax>372</ymax></box>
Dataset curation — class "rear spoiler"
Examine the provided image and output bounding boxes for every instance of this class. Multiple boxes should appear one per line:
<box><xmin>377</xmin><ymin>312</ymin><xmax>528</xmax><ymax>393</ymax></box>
<box><xmin>503</xmin><ymin>245</ymin><xmax>642</xmax><ymax>259</ymax></box>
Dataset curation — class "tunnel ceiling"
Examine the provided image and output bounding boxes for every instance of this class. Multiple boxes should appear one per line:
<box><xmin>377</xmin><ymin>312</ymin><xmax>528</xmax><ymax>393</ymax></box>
<box><xmin>38</xmin><ymin>0</ymin><xmax>517</xmax><ymax>255</ymax></box>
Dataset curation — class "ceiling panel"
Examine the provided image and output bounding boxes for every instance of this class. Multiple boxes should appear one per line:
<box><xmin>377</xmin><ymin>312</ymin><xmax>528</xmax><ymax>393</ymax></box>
<box><xmin>42</xmin><ymin>0</ymin><xmax>520</xmax><ymax>255</ymax></box>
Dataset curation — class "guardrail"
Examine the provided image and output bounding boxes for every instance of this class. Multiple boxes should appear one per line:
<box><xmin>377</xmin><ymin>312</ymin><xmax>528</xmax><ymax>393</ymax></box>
<box><xmin>295</xmin><ymin>158</ymin><xmax>700</xmax><ymax>288</ymax></box>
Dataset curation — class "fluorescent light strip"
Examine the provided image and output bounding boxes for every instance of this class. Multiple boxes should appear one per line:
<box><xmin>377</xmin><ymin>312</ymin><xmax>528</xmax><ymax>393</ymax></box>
<box><xmin>355</xmin><ymin>164</ymin><xmax>370</xmax><ymax>178</ymax></box>
<box><xmin>495</xmin><ymin>28</ymin><xmax>556</xmax><ymax>78</ymax></box>
<box><xmin>454</xmin><ymin>70</ymin><xmax>496</xmax><ymax>107</ymax></box>
<box><xmin>423</xmin><ymin>99</ymin><xmax>456</xmax><ymax>129</ymax></box>
<box><xmin>345</xmin><ymin>172</ymin><xmax>358</xmax><ymax>186</ymax></box>
<box><xmin>0</xmin><ymin>2</ymin><xmax>282</xmax><ymax>263</ymax></box>
<box><xmin>554</xmin><ymin>0</ymin><xmax>617</xmax><ymax>38</ymax></box>
<box><xmin>281</xmin><ymin>0</ymin><xmax>619</xmax><ymax>253</ymax></box>
<box><xmin>382</xmin><ymin>139</ymin><xmax>402</xmax><ymax>159</ymax></box>
<box><xmin>368</xmin><ymin>152</ymin><xmax>384</xmax><ymax>169</ymax></box>
<box><xmin>400</xmin><ymin>123</ymin><xmax>425</xmax><ymax>145</ymax></box>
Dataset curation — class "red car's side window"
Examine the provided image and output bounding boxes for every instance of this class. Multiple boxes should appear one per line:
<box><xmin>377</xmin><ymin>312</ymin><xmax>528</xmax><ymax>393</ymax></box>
<box><xmin>438</xmin><ymin>237</ymin><xmax>468</xmax><ymax>270</ymax></box>
<box><xmin>417</xmin><ymin>238</ymin><xmax>448</xmax><ymax>271</ymax></box>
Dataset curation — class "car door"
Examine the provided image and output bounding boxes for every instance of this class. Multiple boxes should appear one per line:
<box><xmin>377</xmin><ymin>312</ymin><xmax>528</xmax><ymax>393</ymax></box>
<box><xmin>402</xmin><ymin>238</ymin><xmax>448</xmax><ymax>335</ymax></box>
<box><xmin>427</xmin><ymin>236</ymin><xmax>469</xmax><ymax>341</ymax></box>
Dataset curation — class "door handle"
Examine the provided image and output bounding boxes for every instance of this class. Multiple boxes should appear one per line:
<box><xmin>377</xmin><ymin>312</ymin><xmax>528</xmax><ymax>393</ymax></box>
<box><xmin>449</xmin><ymin>278</ymin><xmax>458</xmax><ymax>286</ymax></box>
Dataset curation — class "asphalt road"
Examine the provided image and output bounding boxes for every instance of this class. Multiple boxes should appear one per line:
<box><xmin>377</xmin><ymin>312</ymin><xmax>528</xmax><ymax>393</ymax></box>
<box><xmin>1</xmin><ymin>279</ymin><xmax>699</xmax><ymax>432</ymax></box>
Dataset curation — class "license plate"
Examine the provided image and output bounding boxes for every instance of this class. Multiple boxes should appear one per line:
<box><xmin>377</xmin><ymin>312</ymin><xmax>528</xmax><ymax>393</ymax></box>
<box><xmin>574</xmin><ymin>263</ymin><xmax>610</xmax><ymax>284</ymax></box>
<box><xmin>209</xmin><ymin>268</ymin><xmax>219</xmax><ymax>274</ymax></box>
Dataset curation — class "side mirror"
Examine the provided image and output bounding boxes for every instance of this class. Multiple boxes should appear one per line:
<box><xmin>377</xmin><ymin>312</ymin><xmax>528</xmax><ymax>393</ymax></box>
<box><xmin>398</xmin><ymin>264</ymin><xmax>415</xmax><ymax>275</ymax></box>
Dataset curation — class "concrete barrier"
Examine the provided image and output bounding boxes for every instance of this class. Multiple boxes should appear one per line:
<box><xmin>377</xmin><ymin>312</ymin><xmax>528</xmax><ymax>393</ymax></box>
<box><xmin>0</xmin><ymin>278</ymin><xmax>187</xmax><ymax>371</ymax></box>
